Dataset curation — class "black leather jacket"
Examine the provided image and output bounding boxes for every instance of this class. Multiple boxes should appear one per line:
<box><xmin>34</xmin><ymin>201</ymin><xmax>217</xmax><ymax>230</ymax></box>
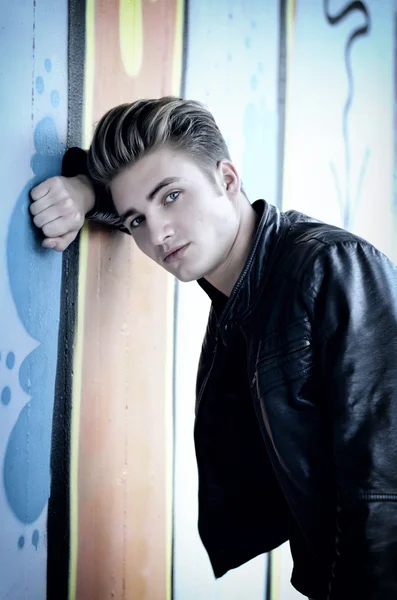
<box><xmin>63</xmin><ymin>149</ymin><xmax>397</xmax><ymax>600</ymax></box>
<box><xmin>194</xmin><ymin>200</ymin><xmax>397</xmax><ymax>600</ymax></box>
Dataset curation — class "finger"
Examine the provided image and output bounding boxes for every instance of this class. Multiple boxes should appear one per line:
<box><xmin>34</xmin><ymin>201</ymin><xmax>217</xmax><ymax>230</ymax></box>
<box><xmin>29</xmin><ymin>192</ymin><xmax>60</xmax><ymax>216</ymax></box>
<box><xmin>32</xmin><ymin>201</ymin><xmax>75</xmax><ymax>228</ymax></box>
<box><xmin>42</xmin><ymin>215</ymin><xmax>81</xmax><ymax>238</ymax></box>
<box><xmin>42</xmin><ymin>231</ymin><xmax>78</xmax><ymax>252</ymax></box>
<box><xmin>30</xmin><ymin>179</ymin><xmax>54</xmax><ymax>202</ymax></box>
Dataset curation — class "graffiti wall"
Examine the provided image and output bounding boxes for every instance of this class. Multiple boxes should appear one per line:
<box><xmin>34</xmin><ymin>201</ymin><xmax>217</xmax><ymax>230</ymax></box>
<box><xmin>282</xmin><ymin>0</ymin><xmax>395</xmax><ymax>258</ymax></box>
<box><xmin>0</xmin><ymin>1</ymin><xmax>68</xmax><ymax>598</ymax></box>
<box><xmin>0</xmin><ymin>1</ymin><xmax>395</xmax><ymax>599</ymax></box>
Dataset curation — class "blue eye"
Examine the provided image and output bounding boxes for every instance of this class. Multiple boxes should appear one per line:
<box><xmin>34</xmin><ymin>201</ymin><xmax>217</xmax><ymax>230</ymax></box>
<box><xmin>166</xmin><ymin>191</ymin><xmax>180</xmax><ymax>203</ymax></box>
<box><xmin>131</xmin><ymin>215</ymin><xmax>145</xmax><ymax>229</ymax></box>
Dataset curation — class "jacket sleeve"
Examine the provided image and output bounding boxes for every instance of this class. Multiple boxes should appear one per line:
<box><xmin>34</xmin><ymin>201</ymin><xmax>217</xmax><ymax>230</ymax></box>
<box><xmin>61</xmin><ymin>146</ymin><xmax>131</xmax><ymax>235</ymax></box>
<box><xmin>305</xmin><ymin>239</ymin><xmax>397</xmax><ymax>600</ymax></box>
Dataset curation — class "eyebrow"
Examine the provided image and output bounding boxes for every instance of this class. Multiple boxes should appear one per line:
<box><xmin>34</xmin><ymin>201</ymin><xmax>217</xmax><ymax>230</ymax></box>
<box><xmin>118</xmin><ymin>176</ymin><xmax>182</xmax><ymax>223</ymax></box>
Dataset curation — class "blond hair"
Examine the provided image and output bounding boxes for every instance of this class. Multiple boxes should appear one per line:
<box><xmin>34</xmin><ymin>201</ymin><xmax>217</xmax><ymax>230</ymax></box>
<box><xmin>87</xmin><ymin>97</ymin><xmax>231</xmax><ymax>187</ymax></box>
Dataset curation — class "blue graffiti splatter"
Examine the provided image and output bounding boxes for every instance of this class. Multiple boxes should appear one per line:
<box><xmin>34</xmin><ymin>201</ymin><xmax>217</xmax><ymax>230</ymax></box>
<box><xmin>51</xmin><ymin>90</ymin><xmax>60</xmax><ymax>108</ymax></box>
<box><xmin>6</xmin><ymin>352</ymin><xmax>15</xmax><ymax>369</ymax></box>
<box><xmin>44</xmin><ymin>58</ymin><xmax>52</xmax><ymax>73</ymax></box>
<box><xmin>4</xmin><ymin>62</ymin><xmax>63</xmax><ymax>524</ymax></box>
<box><xmin>36</xmin><ymin>76</ymin><xmax>44</xmax><ymax>94</ymax></box>
<box><xmin>32</xmin><ymin>529</ymin><xmax>39</xmax><ymax>550</ymax></box>
<box><xmin>1</xmin><ymin>387</ymin><xmax>11</xmax><ymax>406</ymax></box>
<box><xmin>18</xmin><ymin>535</ymin><xmax>25</xmax><ymax>549</ymax></box>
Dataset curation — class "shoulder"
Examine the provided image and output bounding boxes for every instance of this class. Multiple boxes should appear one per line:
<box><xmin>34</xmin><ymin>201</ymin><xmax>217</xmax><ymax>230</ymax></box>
<box><xmin>283</xmin><ymin>208</ymin><xmax>391</xmax><ymax>264</ymax></box>
<box><xmin>283</xmin><ymin>208</ymin><xmax>363</xmax><ymax>249</ymax></box>
<box><xmin>276</xmin><ymin>209</ymin><xmax>396</xmax><ymax>296</ymax></box>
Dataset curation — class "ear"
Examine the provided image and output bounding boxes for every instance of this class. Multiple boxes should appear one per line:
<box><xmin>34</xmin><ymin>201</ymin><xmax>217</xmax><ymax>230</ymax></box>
<box><xmin>216</xmin><ymin>160</ymin><xmax>241</xmax><ymax>196</ymax></box>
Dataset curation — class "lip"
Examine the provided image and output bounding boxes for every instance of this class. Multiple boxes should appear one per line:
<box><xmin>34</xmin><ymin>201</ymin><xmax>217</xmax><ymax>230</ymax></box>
<box><xmin>163</xmin><ymin>243</ymin><xmax>190</xmax><ymax>263</ymax></box>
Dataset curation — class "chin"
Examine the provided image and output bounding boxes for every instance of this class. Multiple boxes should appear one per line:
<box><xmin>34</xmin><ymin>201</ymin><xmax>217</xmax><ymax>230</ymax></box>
<box><xmin>173</xmin><ymin>263</ymin><xmax>207</xmax><ymax>283</ymax></box>
<box><xmin>175</xmin><ymin>271</ymin><xmax>198</xmax><ymax>283</ymax></box>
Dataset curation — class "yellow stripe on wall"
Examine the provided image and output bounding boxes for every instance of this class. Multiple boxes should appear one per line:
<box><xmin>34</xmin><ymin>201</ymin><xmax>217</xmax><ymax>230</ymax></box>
<box><xmin>119</xmin><ymin>0</ymin><xmax>143</xmax><ymax>78</ymax></box>
<box><xmin>172</xmin><ymin>0</ymin><xmax>185</xmax><ymax>97</ymax></box>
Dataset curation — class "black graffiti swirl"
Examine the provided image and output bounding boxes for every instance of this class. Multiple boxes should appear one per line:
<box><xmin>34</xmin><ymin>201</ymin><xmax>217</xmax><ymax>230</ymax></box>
<box><xmin>323</xmin><ymin>1</ymin><xmax>371</xmax><ymax>229</ymax></box>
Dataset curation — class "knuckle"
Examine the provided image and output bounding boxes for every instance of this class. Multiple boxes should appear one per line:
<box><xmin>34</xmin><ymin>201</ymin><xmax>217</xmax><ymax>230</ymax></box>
<box><xmin>61</xmin><ymin>197</ymin><xmax>73</xmax><ymax>212</ymax></box>
<box><xmin>51</xmin><ymin>178</ymin><xmax>65</xmax><ymax>197</ymax></box>
<box><xmin>52</xmin><ymin>176</ymin><xmax>62</xmax><ymax>189</ymax></box>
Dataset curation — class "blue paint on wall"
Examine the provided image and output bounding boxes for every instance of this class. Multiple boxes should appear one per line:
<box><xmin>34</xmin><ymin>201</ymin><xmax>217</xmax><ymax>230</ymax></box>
<box><xmin>51</xmin><ymin>90</ymin><xmax>60</xmax><ymax>108</ymax></box>
<box><xmin>4</xmin><ymin>105</ymin><xmax>64</xmax><ymax>524</ymax></box>
<box><xmin>36</xmin><ymin>76</ymin><xmax>45</xmax><ymax>94</ymax></box>
<box><xmin>0</xmin><ymin>0</ymin><xmax>68</xmax><ymax>594</ymax></box>
<box><xmin>1</xmin><ymin>387</ymin><xmax>11</xmax><ymax>406</ymax></box>
<box><xmin>6</xmin><ymin>352</ymin><xmax>15</xmax><ymax>369</ymax></box>
<box><xmin>32</xmin><ymin>529</ymin><xmax>39</xmax><ymax>551</ymax></box>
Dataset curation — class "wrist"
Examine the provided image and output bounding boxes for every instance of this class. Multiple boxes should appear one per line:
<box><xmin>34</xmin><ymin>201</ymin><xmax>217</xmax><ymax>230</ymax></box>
<box><xmin>75</xmin><ymin>174</ymin><xmax>95</xmax><ymax>215</ymax></box>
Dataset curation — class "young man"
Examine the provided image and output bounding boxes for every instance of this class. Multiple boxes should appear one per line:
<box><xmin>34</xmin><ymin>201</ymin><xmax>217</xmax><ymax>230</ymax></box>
<box><xmin>30</xmin><ymin>97</ymin><xmax>397</xmax><ymax>600</ymax></box>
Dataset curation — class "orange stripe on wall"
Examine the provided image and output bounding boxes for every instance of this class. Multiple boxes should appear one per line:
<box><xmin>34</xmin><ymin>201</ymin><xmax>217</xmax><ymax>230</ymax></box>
<box><xmin>76</xmin><ymin>1</ymin><xmax>180</xmax><ymax>599</ymax></box>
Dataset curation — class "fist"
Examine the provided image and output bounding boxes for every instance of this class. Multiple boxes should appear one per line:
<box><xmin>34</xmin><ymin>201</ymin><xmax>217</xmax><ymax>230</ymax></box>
<box><xmin>30</xmin><ymin>175</ymin><xmax>95</xmax><ymax>252</ymax></box>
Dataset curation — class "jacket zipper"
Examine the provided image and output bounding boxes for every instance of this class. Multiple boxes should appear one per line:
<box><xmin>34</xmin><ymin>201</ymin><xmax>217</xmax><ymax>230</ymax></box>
<box><xmin>257</xmin><ymin>340</ymin><xmax>311</xmax><ymax>368</ymax></box>
<box><xmin>359</xmin><ymin>492</ymin><xmax>397</xmax><ymax>502</ymax></box>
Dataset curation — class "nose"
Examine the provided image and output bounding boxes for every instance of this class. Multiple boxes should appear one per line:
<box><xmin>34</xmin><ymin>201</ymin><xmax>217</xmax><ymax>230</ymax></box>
<box><xmin>147</xmin><ymin>213</ymin><xmax>174</xmax><ymax>247</ymax></box>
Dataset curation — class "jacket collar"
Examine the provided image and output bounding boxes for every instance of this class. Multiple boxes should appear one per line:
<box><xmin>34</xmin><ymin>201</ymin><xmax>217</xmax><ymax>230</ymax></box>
<box><xmin>197</xmin><ymin>200</ymin><xmax>288</xmax><ymax>345</ymax></box>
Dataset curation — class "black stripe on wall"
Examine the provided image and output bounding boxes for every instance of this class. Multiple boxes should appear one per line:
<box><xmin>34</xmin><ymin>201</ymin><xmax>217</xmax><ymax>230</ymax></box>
<box><xmin>46</xmin><ymin>0</ymin><xmax>86</xmax><ymax>597</ymax></box>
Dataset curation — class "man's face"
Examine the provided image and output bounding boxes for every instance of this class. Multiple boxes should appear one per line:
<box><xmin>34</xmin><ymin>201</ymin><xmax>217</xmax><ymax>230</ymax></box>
<box><xmin>110</xmin><ymin>146</ymin><xmax>240</xmax><ymax>282</ymax></box>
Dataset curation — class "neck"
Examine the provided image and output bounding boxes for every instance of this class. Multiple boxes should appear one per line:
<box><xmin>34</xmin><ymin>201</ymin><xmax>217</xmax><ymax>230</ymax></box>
<box><xmin>205</xmin><ymin>196</ymin><xmax>259</xmax><ymax>297</ymax></box>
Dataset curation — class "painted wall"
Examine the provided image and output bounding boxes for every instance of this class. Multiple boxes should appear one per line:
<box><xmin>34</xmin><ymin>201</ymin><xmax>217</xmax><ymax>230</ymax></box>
<box><xmin>0</xmin><ymin>1</ymin><xmax>68</xmax><ymax>598</ymax></box>
<box><xmin>69</xmin><ymin>2</ymin><xmax>181</xmax><ymax>599</ymax></box>
<box><xmin>0</xmin><ymin>1</ymin><xmax>395</xmax><ymax>599</ymax></box>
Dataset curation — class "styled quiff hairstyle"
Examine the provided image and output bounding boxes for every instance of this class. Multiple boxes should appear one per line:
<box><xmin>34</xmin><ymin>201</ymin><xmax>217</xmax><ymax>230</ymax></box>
<box><xmin>87</xmin><ymin>96</ymin><xmax>231</xmax><ymax>187</ymax></box>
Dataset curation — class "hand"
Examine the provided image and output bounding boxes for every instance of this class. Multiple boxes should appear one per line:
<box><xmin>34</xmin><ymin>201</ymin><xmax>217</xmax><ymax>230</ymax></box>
<box><xmin>30</xmin><ymin>175</ymin><xmax>95</xmax><ymax>251</ymax></box>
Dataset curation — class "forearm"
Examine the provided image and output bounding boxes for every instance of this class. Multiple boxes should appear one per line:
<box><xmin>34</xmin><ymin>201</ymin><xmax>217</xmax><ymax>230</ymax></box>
<box><xmin>61</xmin><ymin>147</ymin><xmax>130</xmax><ymax>234</ymax></box>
